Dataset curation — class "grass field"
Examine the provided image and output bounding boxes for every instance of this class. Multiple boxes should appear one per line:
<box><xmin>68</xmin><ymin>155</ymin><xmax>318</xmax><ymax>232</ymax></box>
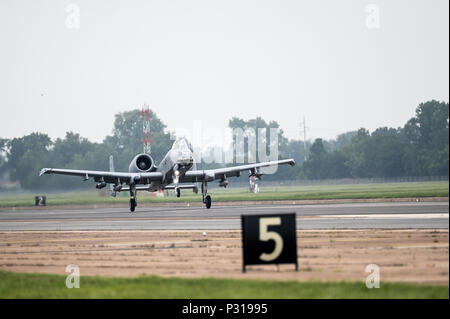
<box><xmin>0</xmin><ymin>271</ymin><xmax>447</xmax><ymax>299</ymax></box>
<box><xmin>0</xmin><ymin>181</ymin><xmax>448</xmax><ymax>208</ymax></box>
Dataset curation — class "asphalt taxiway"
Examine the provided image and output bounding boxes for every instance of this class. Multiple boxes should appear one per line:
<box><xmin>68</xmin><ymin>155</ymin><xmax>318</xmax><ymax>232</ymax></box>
<box><xmin>0</xmin><ymin>201</ymin><xmax>448</xmax><ymax>231</ymax></box>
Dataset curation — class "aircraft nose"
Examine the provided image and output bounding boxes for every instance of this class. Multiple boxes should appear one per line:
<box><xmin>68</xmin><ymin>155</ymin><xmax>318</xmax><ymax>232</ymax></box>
<box><xmin>178</xmin><ymin>152</ymin><xmax>194</xmax><ymax>164</ymax></box>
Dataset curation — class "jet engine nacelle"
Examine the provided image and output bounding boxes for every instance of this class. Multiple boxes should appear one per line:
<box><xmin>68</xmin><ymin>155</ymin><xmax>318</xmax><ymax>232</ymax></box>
<box><xmin>129</xmin><ymin>153</ymin><xmax>155</xmax><ymax>173</ymax></box>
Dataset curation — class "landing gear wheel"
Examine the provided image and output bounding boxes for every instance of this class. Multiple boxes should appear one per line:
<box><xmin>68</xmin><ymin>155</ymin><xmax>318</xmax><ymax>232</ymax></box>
<box><xmin>129</xmin><ymin>198</ymin><xmax>136</xmax><ymax>212</ymax></box>
<box><xmin>205</xmin><ymin>195</ymin><xmax>211</xmax><ymax>209</ymax></box>
<box><xmin>176</xmin><ymin>188</ymin><xmax>181</xmax><ymax>198</ymax></box>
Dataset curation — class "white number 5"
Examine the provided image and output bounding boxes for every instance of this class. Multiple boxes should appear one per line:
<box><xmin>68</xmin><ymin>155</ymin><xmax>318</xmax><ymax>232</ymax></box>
<box><xmin>259</xmin><ymin>217</ymin><xmax>283</xmax><ymax>261</ymax></box>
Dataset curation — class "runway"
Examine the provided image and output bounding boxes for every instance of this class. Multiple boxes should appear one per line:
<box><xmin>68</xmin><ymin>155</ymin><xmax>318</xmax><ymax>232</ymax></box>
<box><xmin>0</xmin><ymin>201</ymin><xmax>448</xmax><ymax>231</ymax></box>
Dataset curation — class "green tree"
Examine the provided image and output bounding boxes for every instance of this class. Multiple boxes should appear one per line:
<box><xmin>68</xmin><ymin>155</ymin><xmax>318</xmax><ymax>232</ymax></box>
<box><xmin>346</xmin><ymin>128</ymin><xmax>372</xmax><ymax>178</ymax></box>
<box><xmin>327</xmin><ymin>150</ymin><xmax>351</xmax><ymax>179</ymax></box>
<box><xmin>404</xmin><ymin>100</ymin><xmax>449</xmax><ymax>150</ymax></box>
<box><xmin>369</xmin><ymin>127</ymin><xmax>406</xmax><ymax>177</ymax></box>
<box><xmin>283</xmin><ymin>140</ymin><xmax>310</xmax><ymax>165</ymax></box>
<box><xmin>228</xmin><ymin>116</ymin><xmax>289</xmax><ymax>164</ymax></box>
<box><xmin>0</xmin><ymin>138</ymin><xmax>7</xmax><ymax>176</ymax></box>
<box><xmin>103</xmin><ymin>109</ymin><xmax>172</xmax><ymax>170</ymax></box>
<box><xmin>5</xmin><ymin>133</ymin><xmax>52</xmax><ymax>188</ymax></box>
<box><xmin>303</xmin><ymin>138</ymin><xmax>329</xmax><ymax>179</ymax></box>
<box><xmin>402</xmin><ymin>100</ymin><xmax>449</xmax><ymax>176</ymax></box>
<box><xmin>52</xmin><ymin>132</ymin><xmax>95</xmax><ymax>167</ymax></box>
<box><xmin>329</xmin><ymin>131</ymin><xmax>357</xmax><ymax>152</ymax></box>
<box><xmin>228</xmin><ymin>116</ymin><xmax>292</xmax><ymax>180</ymax></box>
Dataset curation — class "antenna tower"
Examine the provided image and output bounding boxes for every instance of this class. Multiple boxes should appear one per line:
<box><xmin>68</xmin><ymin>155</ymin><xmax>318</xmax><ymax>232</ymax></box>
<box><xmin>141</xmin><ymin>104</ymin><xmax>152</xmax><ymax>154</ymax></box>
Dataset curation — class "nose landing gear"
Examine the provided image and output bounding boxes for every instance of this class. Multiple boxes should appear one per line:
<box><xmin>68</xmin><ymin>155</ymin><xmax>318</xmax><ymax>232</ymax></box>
<box><xmin>129</xmin><ymin>198</ymin><xmax>136</xmax><ymax>212</ymax></box>
<box><xmin>201</xmin><ymin>181</ymin><xmax>212</xmax><ymax>209</ymax></box>
<box><xmin>129</xmin><ymin>185</ymin><xmax>137</xmax><ymax>212</ymax></box>
<box><xmin>204</xmin><ymin>195</ymin><xmax>211</xmax><ymax>209</ymax></box>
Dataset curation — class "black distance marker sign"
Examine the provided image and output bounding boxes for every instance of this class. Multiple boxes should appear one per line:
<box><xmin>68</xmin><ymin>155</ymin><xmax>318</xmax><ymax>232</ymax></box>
<box><xmin>241</xmin><ymin>213</ymin><xmax>298</xmax><ymax>272</ymax></box>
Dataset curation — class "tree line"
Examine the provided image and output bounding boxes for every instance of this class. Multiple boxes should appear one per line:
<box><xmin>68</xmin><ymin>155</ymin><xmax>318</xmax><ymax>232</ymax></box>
<box><xmin>0</xmin><ymin>110</ymin><xmax>172</xmax><ymax>190</ymax></box>
<box><xmin>0</xmin><ymin>100</ymin><xmax>447</xmax><ymax>190</ymax></box>
<box><xmin>300</xmin><ymin>100</ymin><xmax>448</xmax><ymax>180</ymax></box>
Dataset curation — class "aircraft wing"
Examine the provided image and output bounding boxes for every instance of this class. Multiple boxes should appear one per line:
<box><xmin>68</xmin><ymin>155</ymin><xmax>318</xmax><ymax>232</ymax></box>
<box><xmin>180</xmin><ymin>159</ymin><xmax>295</xmax><ymax>183</ymax></box>
<box><xmin>119</xmin><ymin>183</ymin><xmax>198</xmax><ymax>192</ymax></box>
<box><xmin>39</xmin><ymin>168</ymin><xmax>163</xmax><ymax>184</ymax></box>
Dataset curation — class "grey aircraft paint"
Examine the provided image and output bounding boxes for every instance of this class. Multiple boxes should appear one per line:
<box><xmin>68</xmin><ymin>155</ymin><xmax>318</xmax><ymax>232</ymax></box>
<box><xmin>40</xmin><ymin>137</ymin><xmax>295</xmax><ymax>211</ymax></box>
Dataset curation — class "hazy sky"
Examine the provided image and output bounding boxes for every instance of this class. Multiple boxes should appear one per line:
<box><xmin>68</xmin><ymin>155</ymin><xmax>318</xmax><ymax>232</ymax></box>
<box><xmin>0</xmin><ymin>0</ymin><xmax>448</xmax><ymax>147</ymax></box>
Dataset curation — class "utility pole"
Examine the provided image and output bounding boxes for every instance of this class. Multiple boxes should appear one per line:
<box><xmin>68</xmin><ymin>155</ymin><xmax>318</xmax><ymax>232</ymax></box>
<box><xmin>301</xmin><ymin>116</ymin><xmax>307</xmax><ymax>161</ymax></box>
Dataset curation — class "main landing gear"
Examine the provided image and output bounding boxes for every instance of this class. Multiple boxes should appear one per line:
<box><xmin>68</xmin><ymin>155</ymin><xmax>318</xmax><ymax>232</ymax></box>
<box><xmin>129</xmin><ymin>185</ymin><xmax>137</xmax><ymax>212</ymax></box>
<box><xmin>201</xmin><ymin>181</ymin><xmax>211</xmax><ymax>209</ymax></box>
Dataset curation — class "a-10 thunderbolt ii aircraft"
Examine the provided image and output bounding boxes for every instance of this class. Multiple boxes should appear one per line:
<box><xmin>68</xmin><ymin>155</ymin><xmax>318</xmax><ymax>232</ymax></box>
<box><xmin>40</xmin><ymin>137</ymin><xmax>295</xmax><ymax>212</ymax></box>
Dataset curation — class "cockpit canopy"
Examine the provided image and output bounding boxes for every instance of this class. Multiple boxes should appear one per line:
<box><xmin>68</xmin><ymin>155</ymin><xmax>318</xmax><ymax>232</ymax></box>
<box><xmin>171</xmin><ymin>137</ymin><xmax>193</xmax><ymax>152</ymax></box>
